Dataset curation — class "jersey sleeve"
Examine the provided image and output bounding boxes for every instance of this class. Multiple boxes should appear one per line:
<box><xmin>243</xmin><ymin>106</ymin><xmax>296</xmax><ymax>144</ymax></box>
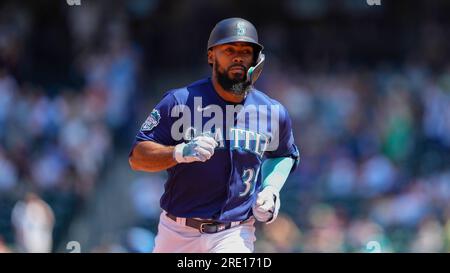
<box><xmin>130</xmin><ymin>91</ymin><xmax>178</xmax><ymax>156</ymax></box>
<box><xmin>264</xmin><ymin>104</ymin><xmax>300</xmax><ymax>173</ymax></box>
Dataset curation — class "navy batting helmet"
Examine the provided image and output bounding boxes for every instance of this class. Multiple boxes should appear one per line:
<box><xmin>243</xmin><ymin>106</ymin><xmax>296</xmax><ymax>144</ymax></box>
<box><xmin>207</xmin><ymin>18</ymin><xmax>265</xmax><ymax>86</ymax></box>
<box><xmin>207</xmin><ymin>18</ymin><xmax>264</xmax><ymax>53</ymax></box>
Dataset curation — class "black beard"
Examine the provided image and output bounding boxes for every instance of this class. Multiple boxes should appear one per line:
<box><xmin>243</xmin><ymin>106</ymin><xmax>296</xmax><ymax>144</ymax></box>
<box><xmin>215</xmin><ymin>63</ymin><xmax>252</xmax><ymax>96</ymax></box>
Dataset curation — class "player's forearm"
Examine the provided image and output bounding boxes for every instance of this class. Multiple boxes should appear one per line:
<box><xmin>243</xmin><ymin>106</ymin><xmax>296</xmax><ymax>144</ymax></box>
<box><xmin>261</xmin><ymin>157</ymin><xmax>295</xmax><ymax>192</ymax></box>
<box><xmin>129</xmin><ymin>141</ymin><xmax>178</xmax><ymax>172</ymax></box>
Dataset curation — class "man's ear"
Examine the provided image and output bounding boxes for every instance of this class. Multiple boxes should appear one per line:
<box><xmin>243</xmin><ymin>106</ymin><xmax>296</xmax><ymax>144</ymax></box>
<box><xmin>207</xmin><ymin>49</ymin><xmax>214</xmax><ymax>67</ymax></box>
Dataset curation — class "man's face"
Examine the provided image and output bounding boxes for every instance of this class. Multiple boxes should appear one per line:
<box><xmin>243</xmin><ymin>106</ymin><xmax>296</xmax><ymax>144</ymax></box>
<box><xmin>209</xmin><ymin>42</ymin><xmax>255</xmax><ymax>95</ymax></box>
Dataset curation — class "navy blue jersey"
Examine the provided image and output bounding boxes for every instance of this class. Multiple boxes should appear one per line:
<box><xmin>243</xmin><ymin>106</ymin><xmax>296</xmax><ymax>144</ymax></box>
<box><xmin>131</xmin><ymin>78</ymin><xmax>299</xmax><ymax>222</ymax></box>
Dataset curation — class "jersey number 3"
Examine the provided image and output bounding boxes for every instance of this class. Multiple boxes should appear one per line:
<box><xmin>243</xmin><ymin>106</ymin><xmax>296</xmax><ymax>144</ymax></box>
<box><xmin>239</xmin><ymin>167</ymin><xmax>260</xmax><ymax>197</ymax></box>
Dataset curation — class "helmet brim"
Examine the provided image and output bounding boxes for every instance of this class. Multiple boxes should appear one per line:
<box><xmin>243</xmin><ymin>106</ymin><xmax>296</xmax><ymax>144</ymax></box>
<box><xmin>207</xmin><ymin>36</ymin><xmax>264</xmax><ymax>52</ymax></box>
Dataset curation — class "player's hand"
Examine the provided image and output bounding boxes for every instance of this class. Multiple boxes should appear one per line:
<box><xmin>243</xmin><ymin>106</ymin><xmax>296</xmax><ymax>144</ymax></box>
<box><xmin>173</xmin><ymin>135</ymin><xmax>218</xmax><ymax>163</ymax></box>
<box><xmin>252</xmin><ymin>186</ymin><xmax>280</xmax><ymax>224</ymax></box>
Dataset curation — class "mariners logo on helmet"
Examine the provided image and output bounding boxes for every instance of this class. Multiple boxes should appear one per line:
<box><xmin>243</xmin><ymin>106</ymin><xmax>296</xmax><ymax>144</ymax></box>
<box><xmin>207</xmin><ymin>18</ymin><xmax>263</xmax><ymax>52</ymax></box>
<box><xmin>237</xmin><ymin>22</ymin><xmax>246</xmax><ymax>36</ymax></box>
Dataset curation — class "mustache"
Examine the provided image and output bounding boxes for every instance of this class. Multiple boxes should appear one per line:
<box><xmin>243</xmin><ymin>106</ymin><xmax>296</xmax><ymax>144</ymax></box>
<box><xmin>228</xmin><ymin>64</ymin><xmax>247</xmax><ymax>71</ymax></box>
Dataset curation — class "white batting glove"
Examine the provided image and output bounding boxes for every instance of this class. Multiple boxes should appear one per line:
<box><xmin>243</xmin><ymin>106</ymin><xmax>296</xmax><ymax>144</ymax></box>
<box><xmin>173</xmin><ymin>135</ymin><xmax>218</xmax><ymax>163</ymax></box>
<box><xmin>252</xmin><ymin>186</ymin><xmax>280</xmax><ymax>224</ymax></box>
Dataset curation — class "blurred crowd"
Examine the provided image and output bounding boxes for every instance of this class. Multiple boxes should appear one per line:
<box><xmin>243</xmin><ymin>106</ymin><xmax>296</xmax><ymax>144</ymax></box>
<box><xmin>0</xmin><ymin>0</ymin><xmax>138</xmax><ymax>252</ymax></box>
<box><xmin>1</xmin><ymin>0</ymin><xmax>450</xmax><ymax>252</ymax></box>
<box><xmin>254</xmin><ymin>62</ymin><xmax>450</xmax><ymax>252</ymax></box>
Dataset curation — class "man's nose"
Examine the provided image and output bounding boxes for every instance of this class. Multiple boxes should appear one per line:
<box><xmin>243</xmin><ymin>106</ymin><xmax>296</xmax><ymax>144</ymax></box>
<box><xmin>232</xmin><ymin>55</ymin><xmax>244</xmax><ymax>63</ymax></box>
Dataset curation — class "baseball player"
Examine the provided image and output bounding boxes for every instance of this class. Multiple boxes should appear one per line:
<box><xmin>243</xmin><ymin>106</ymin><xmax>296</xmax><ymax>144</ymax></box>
<box><xmin>129</xmin><ymin>18</ymin><xmax>299</xmax><ymax>253</ymax></box>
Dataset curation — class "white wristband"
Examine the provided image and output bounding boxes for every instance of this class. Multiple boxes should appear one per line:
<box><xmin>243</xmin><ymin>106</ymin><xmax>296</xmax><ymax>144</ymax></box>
<box><xmin>173</xmin><ymin>142</ymin><xmax>187</xmax><ymax>163</ymax></box>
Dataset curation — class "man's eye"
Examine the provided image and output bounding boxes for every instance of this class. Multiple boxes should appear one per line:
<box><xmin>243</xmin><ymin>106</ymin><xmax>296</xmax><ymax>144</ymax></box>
<box><xmin>225</xmin><ymin>48</ymin><xmax>233</xmax><ymax>54</ymax></box>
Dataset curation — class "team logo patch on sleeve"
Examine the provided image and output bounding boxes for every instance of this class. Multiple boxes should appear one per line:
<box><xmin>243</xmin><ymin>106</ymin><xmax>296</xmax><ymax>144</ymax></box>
<box><xmin>141</xmin><ymin>109</ymin><xmax>161</xmax><ymax>131</ymax></box>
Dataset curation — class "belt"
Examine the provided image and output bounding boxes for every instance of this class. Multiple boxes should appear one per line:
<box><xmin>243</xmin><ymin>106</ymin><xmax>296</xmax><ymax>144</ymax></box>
<box><xmin>166</xmin><ymin>213</ymin><xmax>245</xmax><ymax>234</ymax></box>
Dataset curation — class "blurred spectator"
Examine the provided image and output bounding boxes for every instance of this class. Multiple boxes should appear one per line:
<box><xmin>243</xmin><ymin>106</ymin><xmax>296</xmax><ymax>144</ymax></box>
<box><xmin>346</xmin><ymin>218</ymin><xmax>393</xmax><ymax>253</ymax></box>
<box><xmin>257</xmin><ymin>213</ymin><xmax>302</xmax><ymax>253</ymax></box>
<box><xmin>302</xmin><ymin>204</ymin><xmax>346</xmax><ymax>252</ymax></box>
<box><xmin>124</xmin><ymin>227</ymin><xmax>155</xmax><ymax>253</ymax></box>
<box><xmin>0</xmin><ymin>148</ymin><xmax>18</xmax><ymax>192</ymax></box>
<box><xmin>11</xmin><ymin>193</ymin><xmax>55</xmax><ymax>253</ymax></box>
<box><xmin>129</xmin><ymin>175</ymin><xmax>165</xmax><ymax>221</ymax></box>
<box><xmin>410</xmin><ymin>216</ymin><xmax>444</xmax><ymax>252</ymax></box>
<box><xmin>0</xmin><ymin>236</ymin><xmax>12</xmax><ymax>253</ymax></box>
